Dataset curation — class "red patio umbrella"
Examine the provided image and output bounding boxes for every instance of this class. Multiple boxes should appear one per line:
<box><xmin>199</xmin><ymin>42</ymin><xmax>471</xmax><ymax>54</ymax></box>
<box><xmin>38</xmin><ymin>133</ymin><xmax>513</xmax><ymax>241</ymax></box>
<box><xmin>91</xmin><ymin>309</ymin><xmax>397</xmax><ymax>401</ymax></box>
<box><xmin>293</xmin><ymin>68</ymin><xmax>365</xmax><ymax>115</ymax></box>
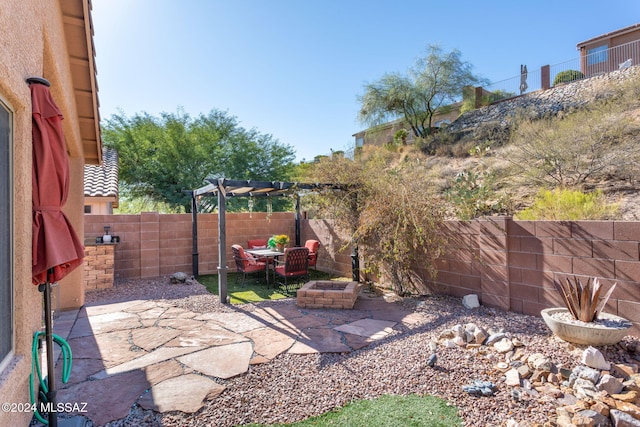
<box><xmin>29</xmin><ymin>77</ymin><xmax>85</xmax><ymax>427</ymax></box>
<box><xmin>30</xmin><ymin>79</ymin><xmax>84</xmax><ymax>284</ymax></box>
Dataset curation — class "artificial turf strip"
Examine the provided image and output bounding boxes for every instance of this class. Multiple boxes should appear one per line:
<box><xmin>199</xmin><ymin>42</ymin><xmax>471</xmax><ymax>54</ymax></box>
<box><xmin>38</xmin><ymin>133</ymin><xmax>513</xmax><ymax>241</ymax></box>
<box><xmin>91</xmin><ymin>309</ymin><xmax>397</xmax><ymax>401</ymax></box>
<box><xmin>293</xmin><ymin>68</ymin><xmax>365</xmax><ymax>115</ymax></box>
<box><xmin>198</xmin><ymin>270</ymin><xmax>338</xmax><ymax>304</ymax></box>
<box><xmin>244</xmin><ymin>394</ymin><xmax>463</xmax><ymax>427</ymax></box>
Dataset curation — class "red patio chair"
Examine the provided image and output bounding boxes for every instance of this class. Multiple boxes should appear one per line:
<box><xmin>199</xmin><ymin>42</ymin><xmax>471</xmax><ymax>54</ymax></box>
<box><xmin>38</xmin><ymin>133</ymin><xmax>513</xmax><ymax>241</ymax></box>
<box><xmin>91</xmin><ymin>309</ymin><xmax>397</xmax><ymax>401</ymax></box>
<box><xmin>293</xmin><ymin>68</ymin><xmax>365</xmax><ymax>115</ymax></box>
<box><xmin>247</xmin><ymin>239</ymin><xmax>268</xmax><ymax>249</ymax></box>
<box><xmin>247</xmin><ymin>238</ymin><xmax>272</xmax><ymax>265</ymax></box>
<box><xmin>274</xmin><ymin>247</ymin><xmax>309</xmax><ymax>293</ymax></box>
<box><xmin>231</xmin><ymin>244</ymin><xmax>267</xmax><ymax>286</ymax></box>
<box><xmin>304</xmin><ymin>239</ymin><xmax>320</xmax><ymax>270</ymax></box>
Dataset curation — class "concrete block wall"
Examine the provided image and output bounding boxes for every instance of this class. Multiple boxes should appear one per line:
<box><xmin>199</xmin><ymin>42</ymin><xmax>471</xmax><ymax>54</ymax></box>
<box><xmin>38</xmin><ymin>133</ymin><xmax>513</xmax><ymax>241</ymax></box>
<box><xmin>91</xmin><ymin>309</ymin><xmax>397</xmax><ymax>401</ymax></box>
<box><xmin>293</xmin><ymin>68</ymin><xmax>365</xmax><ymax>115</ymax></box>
<box><xmin>84</xmin><ymin>214</ymin><xmax>639</xmax><ymax>335</ymax></box>
<box><xmin>434</xmin><ymin>218</ymin><xmax>640</xmax><ymax>336</ymax></box>
<box><xmin>84</xmin><ymin>213</ymin><xmax>352</xmax><ymax>280</ymax></box>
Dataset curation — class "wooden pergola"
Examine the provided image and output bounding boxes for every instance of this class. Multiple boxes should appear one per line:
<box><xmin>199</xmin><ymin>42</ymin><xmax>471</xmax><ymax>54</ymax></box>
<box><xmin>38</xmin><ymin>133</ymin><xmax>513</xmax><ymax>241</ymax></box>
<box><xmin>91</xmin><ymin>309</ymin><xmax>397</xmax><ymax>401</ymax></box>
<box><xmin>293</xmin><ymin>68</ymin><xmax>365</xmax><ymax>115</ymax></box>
<box><xmin>190</xmin><ymin>178</ymin><xmax>345</xmax><ymax>303</ymax></box>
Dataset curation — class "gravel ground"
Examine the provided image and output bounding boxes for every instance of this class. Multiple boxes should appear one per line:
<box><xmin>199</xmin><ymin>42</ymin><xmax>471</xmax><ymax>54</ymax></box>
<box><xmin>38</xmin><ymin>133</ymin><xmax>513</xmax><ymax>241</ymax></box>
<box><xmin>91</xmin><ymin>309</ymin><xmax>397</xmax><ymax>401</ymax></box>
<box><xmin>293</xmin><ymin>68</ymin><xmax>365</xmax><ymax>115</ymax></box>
<box><xmin>86</xmin><ymin>277</ymin><xmax>640</xmax><ymax>427</ymax></box>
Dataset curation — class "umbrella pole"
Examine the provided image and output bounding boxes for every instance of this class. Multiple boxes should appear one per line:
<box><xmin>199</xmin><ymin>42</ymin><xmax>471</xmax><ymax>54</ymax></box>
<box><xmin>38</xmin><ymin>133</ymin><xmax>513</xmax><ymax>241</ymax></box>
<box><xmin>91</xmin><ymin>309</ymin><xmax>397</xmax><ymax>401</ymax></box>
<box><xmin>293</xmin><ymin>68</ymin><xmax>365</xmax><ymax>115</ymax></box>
<box><xmin>43</xmin><ymin>273</ymin><xmax>58</xmax><ymax>427</ymax></box>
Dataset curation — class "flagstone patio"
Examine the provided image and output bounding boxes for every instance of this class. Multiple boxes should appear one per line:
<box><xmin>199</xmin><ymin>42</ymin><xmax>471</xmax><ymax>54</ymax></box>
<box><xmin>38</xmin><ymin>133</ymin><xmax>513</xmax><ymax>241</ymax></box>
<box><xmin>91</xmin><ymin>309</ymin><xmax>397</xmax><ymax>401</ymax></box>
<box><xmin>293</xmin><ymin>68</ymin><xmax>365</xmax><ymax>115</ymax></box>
<box><xmin>49</xmin><ymin>291</ymin><xmax>426</xmax><ymax>426</ymax></box>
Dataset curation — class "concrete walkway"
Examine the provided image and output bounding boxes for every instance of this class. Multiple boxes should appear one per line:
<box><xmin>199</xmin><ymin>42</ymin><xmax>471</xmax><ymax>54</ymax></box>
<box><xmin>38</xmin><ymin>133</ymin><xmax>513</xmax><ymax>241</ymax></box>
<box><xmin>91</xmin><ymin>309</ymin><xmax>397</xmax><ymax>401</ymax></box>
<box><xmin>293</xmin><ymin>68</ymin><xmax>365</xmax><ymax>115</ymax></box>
<box><xmin>50</xmin><ymin>291</ymin><xmax>426</xmax><ymax>426</ymax></box>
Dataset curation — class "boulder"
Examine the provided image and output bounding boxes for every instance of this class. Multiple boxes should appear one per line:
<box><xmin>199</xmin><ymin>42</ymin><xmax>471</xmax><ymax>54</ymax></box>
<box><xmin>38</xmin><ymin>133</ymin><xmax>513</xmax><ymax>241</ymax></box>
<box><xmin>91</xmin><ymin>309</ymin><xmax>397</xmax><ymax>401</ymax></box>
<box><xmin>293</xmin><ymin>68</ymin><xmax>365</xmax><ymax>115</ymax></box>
<box><xmin>582</xmin><ymin>346</ymin><xmax>610</xmax><ymax>370</ymax></box>
<box><xmin>462</xmin><ymin>294</ymin><xmax>480</xmax><ymax>309</ymax></box>
<box><xmin>170</xmin><ymin>272</ymin><xmax>189</xmax><ymax>284</ymax></box>
<box><xmin>597</xmin><ymin>374</ymin><xmax>624</xmax><ymax>395</ymax></box>
<box><xmin>610</xmin><ymin>409</ymin><xmax>640</xmax><ymax>427</ymax></box>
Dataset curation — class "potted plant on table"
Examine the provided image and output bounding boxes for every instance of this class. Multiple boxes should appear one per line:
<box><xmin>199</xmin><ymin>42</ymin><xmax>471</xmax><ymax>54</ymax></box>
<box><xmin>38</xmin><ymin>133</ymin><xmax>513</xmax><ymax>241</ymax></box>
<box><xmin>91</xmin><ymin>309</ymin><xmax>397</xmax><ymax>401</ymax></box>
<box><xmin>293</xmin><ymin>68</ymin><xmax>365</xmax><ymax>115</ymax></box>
<box><xmin>268</xmin><ymin>234</ymin><xmax>290</xmax><ymax>252</ymax></box>
<box><xmin>541</xmin><ymin>276</ymin><xmax>632</xmax><ymax>346</ymax></box>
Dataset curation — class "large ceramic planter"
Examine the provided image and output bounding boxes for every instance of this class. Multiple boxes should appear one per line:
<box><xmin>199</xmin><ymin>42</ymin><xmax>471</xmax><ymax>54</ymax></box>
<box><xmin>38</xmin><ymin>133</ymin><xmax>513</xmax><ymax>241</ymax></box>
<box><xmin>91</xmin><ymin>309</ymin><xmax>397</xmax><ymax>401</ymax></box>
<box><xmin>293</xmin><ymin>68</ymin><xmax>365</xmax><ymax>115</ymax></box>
<box><xmin>541</xmin><ymin>307</ymin><xmax>632</xmax><ymax>346</ymax></box>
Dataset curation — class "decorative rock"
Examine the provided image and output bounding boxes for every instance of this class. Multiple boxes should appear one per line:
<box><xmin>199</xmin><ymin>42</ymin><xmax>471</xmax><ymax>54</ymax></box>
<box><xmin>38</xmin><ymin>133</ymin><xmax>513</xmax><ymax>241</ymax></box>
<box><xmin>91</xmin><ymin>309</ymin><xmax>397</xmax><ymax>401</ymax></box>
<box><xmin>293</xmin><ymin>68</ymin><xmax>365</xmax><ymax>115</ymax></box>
<box><xmin>486</xmin><ymin>332</ymin><xmax>506</xmax><ymax>345</ymax></box>
<box><xmin>611</xmin><ymin>390</ymin><xmax>639</xmax><ymax>403</ymax></box>
<box><xmin>517</xmin><ymin>365</ymin><xmax>532</xmax><ymax>379</ymax></box>
<box><xmin>428</xmin><ymin>341</ymin><xmax>438</xmax><ymax>352</ymax></box>
<box><xmin>453</xmin><ymin>336</ymin><xmax>466</xmax><ymax>347</ymax></box>
<box><xmin>528</xmin><ymin>353</ymin><xmax>553</xmax><ymax>372</ymax></box>
<box><xmin>597</xmin><ymin>374</ymin><xmax>624</xmax><ymax>395</ymax></box>
<box><xmin>427</xmin><ymin>353</ymin><xmax>437</xmax><ymax>367</ymax></box>
<box><xmin>438</xmin><ymin>330</ymin><xmax>455</xmax><ymax>340</ymax></box>
<box><xmin>612</xmin><ymin>363</ymin><xmax>639</xmax><ymax>379</ymax></box>
<box><xmin>462</xmin><ymin>380</ymin><xmax>497</xmax><ymax>396</ymax></box>
<box><xmin>452</xmin><ymin>324</ymin><xmax>465</xmax><ymax>338</ymax></box>
<box><xmin>573</xmin><ymin>365</ymin><xmax>602</xmax><ymax>384</ymax></box>
<box><xmin>443</xmin><ymin>339</ymin><xmax>457</xmax><ymax>348</ymax></box>
<box><xmin>590</xmin><ymin>402</ymin><xmax>610</xmax><ymax>417</ymax></box>
<box><xmin>169</xmin><ymin>271</ymin><xmax>189</xmax><ymax>284</ymax></box>
<box><xmin>464</xmin><ymin>330</ymin><xmax>475</xmax><ymax>343</ymax></box>
<box><xmin>462</xmin><ymin>294</ymin><xmax>480</xmax><ymax>309</ymax></box>
<box><xmin>496</xmin><ymin>362</ymin><xmax>509</xmax><ymax>371</ymax></box>
<box><xmin>505</xmin><ymin>368</ymin><xmax>521</xmax><ymax>386</ymax></box>
<box><xmin>494</xmin><ymin>338</ymin><xmax>514</xmax><ymax>353</ymax></box>
<box><xmin>610</xmin><ymin>408</ymin><xmax>640</xmax><ymax>427</ymax></box>
<box><xmin>473</xmin><ymin>328</ymin><xmax>488</xmax><ymax>345</ymax></box>
<box><xmin>574</xmin><ymin>378</ymin><xmax>599</xmax><ymax>399</ymax></box>
<box><xmin>582</xmin><ymin>346</ymin><xmax>611</xmax><ymax>370</ymax></box>
<box><xmin>548</xmin><ymin>372</ymin><xmax>563</xmax><ymax>385</ymax></box>
<box><xmin>511</xmin><ymin>337</ymin><xmax>525</xmax><ymax>347</ymax></box>
<box><xmin>574</xmin><ymin>409</ymin><xmax>611</xmax><ymax>427</ymax></box>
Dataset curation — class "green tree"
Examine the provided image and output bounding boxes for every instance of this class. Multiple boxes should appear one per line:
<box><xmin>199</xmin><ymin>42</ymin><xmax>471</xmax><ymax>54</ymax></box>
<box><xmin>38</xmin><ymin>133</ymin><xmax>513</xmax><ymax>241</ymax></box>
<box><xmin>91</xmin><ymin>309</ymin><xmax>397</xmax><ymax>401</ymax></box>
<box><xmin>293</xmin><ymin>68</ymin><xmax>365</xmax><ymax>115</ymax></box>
<box><xmin>358</xmin><ymin>44</ymin><xmax>486</xmax><ymax>138</ymax></box>
<box><xmin>102</xmin><ymin>109</ymin><xmax>296</xmax><ymax>212</ymax></box>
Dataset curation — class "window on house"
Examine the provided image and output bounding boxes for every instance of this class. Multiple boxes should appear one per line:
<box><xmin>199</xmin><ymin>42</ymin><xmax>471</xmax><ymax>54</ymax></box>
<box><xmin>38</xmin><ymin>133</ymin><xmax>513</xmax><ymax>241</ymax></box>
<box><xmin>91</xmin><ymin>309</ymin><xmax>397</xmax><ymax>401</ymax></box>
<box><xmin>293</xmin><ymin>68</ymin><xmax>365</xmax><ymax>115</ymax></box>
<box><xmin>355</xmin><ymin>136</ymin><xmax>364</xmax><ymax>148</ymax></box>
<box><xmin>84</xmin><ymin>205</ymin><xmax>92</xmax><ymax>214</ymax></box>
<box><xmin>0</xmin><ymin>98</ymin><xmax>13</xmax><ymax>371</ymax></box>
<box><xmin>587</xmin><ymin>45</ymin><xmax>608</xmax><ymax>65</ymax></box>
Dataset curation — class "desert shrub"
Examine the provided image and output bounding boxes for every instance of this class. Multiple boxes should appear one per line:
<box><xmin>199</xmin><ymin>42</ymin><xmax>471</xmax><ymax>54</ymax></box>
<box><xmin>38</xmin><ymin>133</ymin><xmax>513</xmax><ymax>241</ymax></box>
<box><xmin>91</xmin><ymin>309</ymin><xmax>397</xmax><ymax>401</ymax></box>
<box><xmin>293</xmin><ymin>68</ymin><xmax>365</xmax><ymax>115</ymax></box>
<box><xmin>445</xmin><ymin>170</ymin><xmax>505</xmax><ymax>220</ymax></box>
<box><xmin>309</xmin><ymin>146</ymin><xmax>446</xmax><ymax>295</ymax></box>
<box><xmin>514</xmin><ymin>188</ymin><xmax>618</xmax><ymax>220</ymax></box>
<box><xmin>506</xmin><ymin>100</ymin><xmax>640</xmax><ymax>188</ymax></box>
<box><xmin>553</xmin><ymin>70</ymin><xmax>585</xmax><ymax>86</ymax></box>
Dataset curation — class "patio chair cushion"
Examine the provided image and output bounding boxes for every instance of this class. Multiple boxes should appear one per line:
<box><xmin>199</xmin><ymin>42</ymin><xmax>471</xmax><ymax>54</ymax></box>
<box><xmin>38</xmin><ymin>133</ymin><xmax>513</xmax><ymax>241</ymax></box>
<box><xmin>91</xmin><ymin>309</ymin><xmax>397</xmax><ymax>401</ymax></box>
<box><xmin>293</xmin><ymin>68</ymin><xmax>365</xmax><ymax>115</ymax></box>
<box><xmin>247</xmin><ymin>239</ymin><xmax>268</xmax><ymax>249</ymax></box>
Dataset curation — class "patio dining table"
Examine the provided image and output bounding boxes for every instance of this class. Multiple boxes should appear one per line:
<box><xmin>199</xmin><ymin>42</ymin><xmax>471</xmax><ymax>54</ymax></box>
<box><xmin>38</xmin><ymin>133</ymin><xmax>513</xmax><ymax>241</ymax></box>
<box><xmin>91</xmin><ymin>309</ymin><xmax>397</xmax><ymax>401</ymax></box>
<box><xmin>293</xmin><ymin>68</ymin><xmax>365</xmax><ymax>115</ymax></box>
<box><xmin>245</xmin><ymin>248</ymin><xmax>284</xmax><ymax>286</ymax></box>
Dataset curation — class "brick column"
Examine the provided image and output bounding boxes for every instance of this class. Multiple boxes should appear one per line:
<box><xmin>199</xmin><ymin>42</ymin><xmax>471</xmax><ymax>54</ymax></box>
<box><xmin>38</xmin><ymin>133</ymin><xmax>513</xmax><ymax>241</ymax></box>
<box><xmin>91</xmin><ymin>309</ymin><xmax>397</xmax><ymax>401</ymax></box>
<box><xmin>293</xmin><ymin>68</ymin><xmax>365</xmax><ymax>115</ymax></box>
<box><xmin>541</xmin><ymin>65</ymin><xmax>550</xmax><ymax>90</ymax></box>
<box><xmin>479</xmin><ymin>216</ymin><xmax>511</xmax><ymax>310</ymax></box>
<box><xmin>83</xmin><ymin>244</ymin><xmax>115</xmax><ymax>290</ymax></box>
<box><xmin>140</xmin><ymin>212</ymin><xmax>160</xmax><ymax>278</ymax></box>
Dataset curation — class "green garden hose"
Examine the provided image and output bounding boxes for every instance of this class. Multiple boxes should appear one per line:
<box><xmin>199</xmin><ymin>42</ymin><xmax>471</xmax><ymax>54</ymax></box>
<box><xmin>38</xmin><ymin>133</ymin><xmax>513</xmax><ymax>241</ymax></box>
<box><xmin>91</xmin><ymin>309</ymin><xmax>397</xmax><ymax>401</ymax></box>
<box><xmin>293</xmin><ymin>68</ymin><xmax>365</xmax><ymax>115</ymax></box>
<box><xmin>29</xmin><ymin>331</ymin><xmax>73</xmax><ymax>424</ymax></box>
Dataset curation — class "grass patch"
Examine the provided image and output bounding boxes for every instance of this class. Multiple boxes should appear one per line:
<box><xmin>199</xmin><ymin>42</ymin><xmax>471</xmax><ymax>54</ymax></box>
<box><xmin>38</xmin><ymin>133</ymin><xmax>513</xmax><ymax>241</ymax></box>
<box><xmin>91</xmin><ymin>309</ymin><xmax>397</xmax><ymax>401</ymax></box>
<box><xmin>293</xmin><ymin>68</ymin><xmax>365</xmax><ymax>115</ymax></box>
<box><xmin>243</xmin><ymin>394</ymin><xmax>462</xmax><ymax>426</ymax></box>
<box><xmin>198</xmin><ymin>269</ymin><xmax>343</xmax><ymax>304</ymax></box>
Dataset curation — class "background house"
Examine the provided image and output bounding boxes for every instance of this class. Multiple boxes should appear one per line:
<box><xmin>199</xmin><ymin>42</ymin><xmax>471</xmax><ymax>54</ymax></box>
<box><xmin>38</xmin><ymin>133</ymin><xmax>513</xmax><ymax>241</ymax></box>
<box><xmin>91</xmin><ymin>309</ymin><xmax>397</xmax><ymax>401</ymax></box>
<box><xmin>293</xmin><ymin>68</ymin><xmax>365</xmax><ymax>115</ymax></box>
<box><xmin>0</xmin><ymin>1</ymin><xmax>101</xmax><ymax>425</ymax></box>
<box><xmin>84</xmin><ymin>147</ymin><xmax>119</xmax><ymax>214</ymax></box>
<box><xmin>352</xmin><ymin>103</ymin><xmax>461</xmax><ymax>149</ymax></box>
<box><xmin>578</xmin><ymin>23</ymin><xmax>640</xmax><ymax>77</ymax></box>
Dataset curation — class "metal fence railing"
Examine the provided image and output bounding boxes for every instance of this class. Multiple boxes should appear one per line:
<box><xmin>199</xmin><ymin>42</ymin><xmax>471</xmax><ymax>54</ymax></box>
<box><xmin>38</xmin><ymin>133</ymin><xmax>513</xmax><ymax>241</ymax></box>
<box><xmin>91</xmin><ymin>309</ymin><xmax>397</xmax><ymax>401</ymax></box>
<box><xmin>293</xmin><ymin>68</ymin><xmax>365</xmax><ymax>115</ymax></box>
<box><xmin>482</xmin><ymin>67</ymin><xmax>542</xmax><ymax>100</ymax></box>
<box><xmin>475</xmin><ymin>39</ymin><xmax>640</xmax><ymax>107</ymax></box>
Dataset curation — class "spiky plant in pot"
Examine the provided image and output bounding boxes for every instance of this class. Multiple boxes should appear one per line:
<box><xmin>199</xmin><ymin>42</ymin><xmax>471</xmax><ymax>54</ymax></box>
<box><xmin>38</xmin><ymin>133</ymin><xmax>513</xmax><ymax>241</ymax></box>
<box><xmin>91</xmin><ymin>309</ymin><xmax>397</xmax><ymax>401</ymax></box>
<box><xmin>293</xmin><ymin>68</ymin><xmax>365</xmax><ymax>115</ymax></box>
<box><xmin>553</xmin><ymin>276</ymin><xmax>617</xmax><ymax>322</ymax></box>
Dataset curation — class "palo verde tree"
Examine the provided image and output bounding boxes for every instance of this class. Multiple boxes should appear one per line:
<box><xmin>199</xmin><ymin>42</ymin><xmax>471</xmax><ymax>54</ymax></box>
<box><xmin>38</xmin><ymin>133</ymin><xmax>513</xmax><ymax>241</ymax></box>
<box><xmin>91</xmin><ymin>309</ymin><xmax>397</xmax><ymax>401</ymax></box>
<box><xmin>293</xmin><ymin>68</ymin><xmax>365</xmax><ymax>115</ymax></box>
<box><xmin>102</xmin><ymin>109</ymin><xmax>296</xmax><ymax>212</ymax></box>
<box><xmin>358</xmin><ymin>44</ymin><xmax>486</xmax><ymax>139</ymax></box>
<box><xmin>310</xmin><ymin>146</ymin><xmax>447</xmax><ymax>295</ymax></box>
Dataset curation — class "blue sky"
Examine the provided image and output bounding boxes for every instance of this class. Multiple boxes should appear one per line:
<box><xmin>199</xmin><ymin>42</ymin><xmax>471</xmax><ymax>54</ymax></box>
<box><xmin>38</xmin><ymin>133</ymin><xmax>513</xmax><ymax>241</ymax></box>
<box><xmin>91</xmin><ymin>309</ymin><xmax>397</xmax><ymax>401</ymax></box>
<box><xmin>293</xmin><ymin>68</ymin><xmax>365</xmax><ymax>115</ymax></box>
<box><xmin>92</xmin><ymin>0</ymin><xmax>639</xmax><ymax>162</ymax></box>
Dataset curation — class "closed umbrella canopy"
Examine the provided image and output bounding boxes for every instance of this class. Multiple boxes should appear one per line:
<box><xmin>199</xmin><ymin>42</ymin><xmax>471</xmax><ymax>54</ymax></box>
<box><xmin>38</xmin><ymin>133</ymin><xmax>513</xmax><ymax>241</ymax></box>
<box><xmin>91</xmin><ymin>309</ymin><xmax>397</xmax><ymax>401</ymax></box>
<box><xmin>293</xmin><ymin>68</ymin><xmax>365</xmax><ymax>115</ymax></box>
<box><xmin>30</xmin><ymin>81</ymin><xmax>84</xmax><ymax>284</ymax></box>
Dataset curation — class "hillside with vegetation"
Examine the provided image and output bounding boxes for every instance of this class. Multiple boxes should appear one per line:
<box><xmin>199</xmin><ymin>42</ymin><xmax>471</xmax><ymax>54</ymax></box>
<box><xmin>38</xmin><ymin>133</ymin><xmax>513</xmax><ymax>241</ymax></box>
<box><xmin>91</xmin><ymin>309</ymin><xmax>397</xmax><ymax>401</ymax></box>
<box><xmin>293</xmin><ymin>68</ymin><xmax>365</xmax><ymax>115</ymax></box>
<box><xmin>325</xmin><ymin>72</ymin><xmax>640</xmax><ymax>222</ymax></box>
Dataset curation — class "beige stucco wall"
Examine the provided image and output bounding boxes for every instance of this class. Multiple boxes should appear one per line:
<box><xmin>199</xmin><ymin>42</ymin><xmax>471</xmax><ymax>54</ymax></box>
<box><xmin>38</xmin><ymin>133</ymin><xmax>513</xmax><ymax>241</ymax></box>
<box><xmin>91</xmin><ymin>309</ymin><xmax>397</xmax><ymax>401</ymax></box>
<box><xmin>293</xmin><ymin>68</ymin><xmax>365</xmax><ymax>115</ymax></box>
<box><xmin>0</xmin><ymin>1</ymin><xmax>88</xmax><ymax>425</ymax></box>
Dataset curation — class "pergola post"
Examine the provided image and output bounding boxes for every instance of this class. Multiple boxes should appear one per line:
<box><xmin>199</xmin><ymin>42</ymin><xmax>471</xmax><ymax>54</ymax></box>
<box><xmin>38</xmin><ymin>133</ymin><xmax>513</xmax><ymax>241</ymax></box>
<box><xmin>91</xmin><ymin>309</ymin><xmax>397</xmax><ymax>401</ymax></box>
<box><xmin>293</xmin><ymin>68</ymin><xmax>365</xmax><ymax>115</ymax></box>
<box><xmin>190</xmin><ymin>191</ymin><xmax>199</xmax><ymax>278</ymax></box>
<box><xmin>295</xmin><ymin>194</ymin><xmax>301</xmax><ymax>247</ymax></box>
<box><xmin>217</xmin><ymin>179</ymin><xmax>228</xmax><ymax>303</ymax></box>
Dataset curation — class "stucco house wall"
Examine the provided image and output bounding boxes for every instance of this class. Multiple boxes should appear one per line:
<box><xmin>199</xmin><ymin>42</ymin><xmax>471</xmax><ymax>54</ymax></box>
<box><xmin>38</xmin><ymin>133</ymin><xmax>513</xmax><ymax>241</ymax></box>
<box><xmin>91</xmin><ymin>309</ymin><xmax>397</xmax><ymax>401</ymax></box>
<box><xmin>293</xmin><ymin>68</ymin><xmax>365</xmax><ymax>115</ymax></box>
<box><xmin>0</xmin><ymin>1</ymin><xmax>100</xmax><ymax>425</ymax></box>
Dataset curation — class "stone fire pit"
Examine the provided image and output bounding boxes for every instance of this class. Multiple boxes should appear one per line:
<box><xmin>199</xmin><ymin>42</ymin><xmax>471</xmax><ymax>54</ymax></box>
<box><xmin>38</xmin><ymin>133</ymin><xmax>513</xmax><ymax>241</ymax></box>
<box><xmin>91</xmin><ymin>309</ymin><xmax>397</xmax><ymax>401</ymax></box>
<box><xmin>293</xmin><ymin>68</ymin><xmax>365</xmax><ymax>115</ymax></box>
<box><xmin>296</xmin><ymin>280</ymin><xmax>359</xmax><ymax>309</ymax></box>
